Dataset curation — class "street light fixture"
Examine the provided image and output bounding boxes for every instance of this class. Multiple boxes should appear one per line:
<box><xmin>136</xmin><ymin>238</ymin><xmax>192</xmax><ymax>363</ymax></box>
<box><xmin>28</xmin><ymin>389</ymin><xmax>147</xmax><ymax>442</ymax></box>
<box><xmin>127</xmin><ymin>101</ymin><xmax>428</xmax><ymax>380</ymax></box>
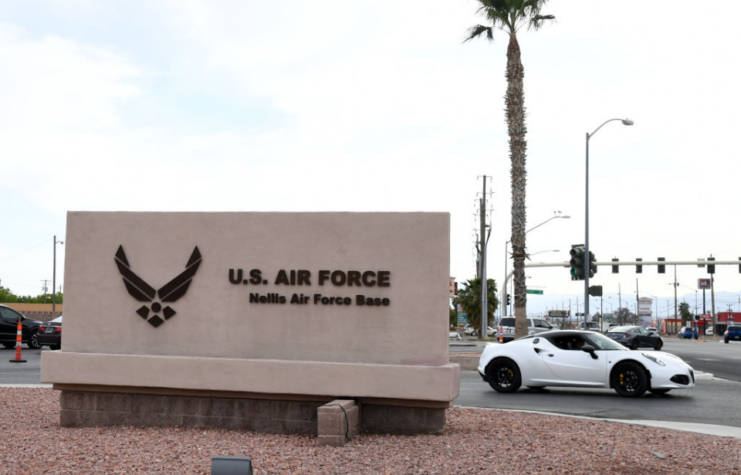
<box><xmin>503</xmin><ymin>215</ymin><xmax>569</xmax><ymax>318</ymax></box>
<box><xmin>584</xmin><ymin>118</ymin><xmax>633</xmax><ymax>326</ymax></box>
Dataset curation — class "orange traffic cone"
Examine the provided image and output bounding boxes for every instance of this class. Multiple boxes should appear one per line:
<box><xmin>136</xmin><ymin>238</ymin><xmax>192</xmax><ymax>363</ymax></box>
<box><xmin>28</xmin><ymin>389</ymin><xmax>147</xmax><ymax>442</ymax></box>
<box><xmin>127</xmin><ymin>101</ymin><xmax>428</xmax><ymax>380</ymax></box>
<box><xmin>9</xmin><ymin>317</ymin><xmax>26</xmax><ymax>363</ymax></box>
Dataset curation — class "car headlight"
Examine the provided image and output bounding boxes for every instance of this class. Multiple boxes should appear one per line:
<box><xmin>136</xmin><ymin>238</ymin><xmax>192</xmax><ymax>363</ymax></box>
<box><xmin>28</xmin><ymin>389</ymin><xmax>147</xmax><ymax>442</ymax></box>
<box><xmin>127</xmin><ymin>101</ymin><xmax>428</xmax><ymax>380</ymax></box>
<box><xmin>642</xmin><ymin>353</ymin><xmax>666</xmax><ymax>366</ymax></box>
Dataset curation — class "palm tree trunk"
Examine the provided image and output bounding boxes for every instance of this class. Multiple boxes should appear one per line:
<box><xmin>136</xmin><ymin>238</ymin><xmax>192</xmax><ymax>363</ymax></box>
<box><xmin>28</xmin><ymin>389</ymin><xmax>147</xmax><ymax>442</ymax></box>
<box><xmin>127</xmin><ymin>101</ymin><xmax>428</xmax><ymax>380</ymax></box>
<box><xmin>505</xmin><ymin>33</ymin><xmax>529</xmax><ymax>339</ymax></box>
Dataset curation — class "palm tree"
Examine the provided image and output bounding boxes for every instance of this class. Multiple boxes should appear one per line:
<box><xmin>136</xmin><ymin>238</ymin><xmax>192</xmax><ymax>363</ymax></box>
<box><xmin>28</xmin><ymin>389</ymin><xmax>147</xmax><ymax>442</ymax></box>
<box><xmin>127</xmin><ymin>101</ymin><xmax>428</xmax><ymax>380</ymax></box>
<box><xmin>465</xmin><ymin>0</ymin><xmax>554</xmax><ymax>339</ymax></box>
<box><xmin>453</xmin><ymin>278</ymin><xmax>498</xmax><ymax>338</ymax></box>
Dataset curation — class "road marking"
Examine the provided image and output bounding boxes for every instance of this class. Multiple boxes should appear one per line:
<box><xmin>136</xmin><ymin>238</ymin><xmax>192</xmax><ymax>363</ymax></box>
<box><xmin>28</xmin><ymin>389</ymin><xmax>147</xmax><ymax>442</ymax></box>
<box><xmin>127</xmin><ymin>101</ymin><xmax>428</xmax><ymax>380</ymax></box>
<box><xmin>696</xmin><ymin>358</ymin><xmax>721</xmax><ymax>362</ymax></box>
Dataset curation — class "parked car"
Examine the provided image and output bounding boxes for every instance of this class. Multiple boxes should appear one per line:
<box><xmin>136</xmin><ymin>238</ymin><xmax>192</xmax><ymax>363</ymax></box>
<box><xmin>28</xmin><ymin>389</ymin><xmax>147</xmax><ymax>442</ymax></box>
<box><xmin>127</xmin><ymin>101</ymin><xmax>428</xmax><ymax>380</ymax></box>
<box><xmin>576</xmin><ymin>322</ymin><xmax>601</xmax><ymax>332</ymax></box>
<box><xmin>605</xmin><ymin>325</ymin><xmax>663</xmax><ymax>350</ymax></box>
<box><xmin>465</xmin><ymin>325</ymin><xmax>496</xmax><ymax>337</ymax></box>
<box><xmin>705</xmin><ymin>328</ymin><xmax>714</xmax><ymax>336</ymax></box>
<box><xmin>498</xmin><ymin>317</ymin><xmax>556</xmax><ymax>343</ymax></box>
<box><xmin>0</xmin><ymin>304</ymin><xmax>42</xmax><ymax>349</ymax></box>
<box><xmin>38</xmin><ymin>316</ymin><xmax>63</xmax><ymax>350</ymax></box>
<box><xmin>679</xmin><ymin>327</ymin><xmax>698</xmax><ymax>339</ymax></box>
<box><xmin>477</xmin><ymin>330</ymin><xmax>695</xmax><ymax>397</ymax></box>
<box><xmin>724</xmin><ymin>325</ymin><xmax>741</xmax><ymax>343</ymax></box>
<box><xmin>646</xmin><ymin>327</ymin><xmax>658</xmax><ymax>334</ymax></box>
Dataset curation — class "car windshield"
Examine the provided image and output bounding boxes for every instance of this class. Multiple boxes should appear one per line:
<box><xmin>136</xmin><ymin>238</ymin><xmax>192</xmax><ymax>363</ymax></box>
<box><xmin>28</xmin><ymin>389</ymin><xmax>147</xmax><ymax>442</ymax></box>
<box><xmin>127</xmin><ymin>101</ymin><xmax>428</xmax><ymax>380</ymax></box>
<box><xmin>582</xmin><ymin>333</ymin><xmax>629</xmax><ymax>351</ymax></box>
<box><xmin>499</xmin><ymin>318</ymin><xmax>515</xmax><ymax>327</ymax></box>
<box><xmin>608</xmin><ymin>326</ymin><xmax>633</xmax><ymax>333</ymax></box>
<box><xmin>52</xmin><ymin>316</ymin><xmax>63</xmax><ymax>323</ymax></box>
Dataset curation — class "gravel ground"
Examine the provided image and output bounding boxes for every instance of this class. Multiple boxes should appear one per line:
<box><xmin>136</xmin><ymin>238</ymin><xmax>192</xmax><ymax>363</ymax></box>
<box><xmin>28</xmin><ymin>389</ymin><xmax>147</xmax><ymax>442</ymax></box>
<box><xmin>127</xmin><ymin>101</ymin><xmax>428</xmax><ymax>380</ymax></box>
<box><xmin>1</xmin><ymin>388</ymin><xmax>739</xmax><ymax>475</ymax></box>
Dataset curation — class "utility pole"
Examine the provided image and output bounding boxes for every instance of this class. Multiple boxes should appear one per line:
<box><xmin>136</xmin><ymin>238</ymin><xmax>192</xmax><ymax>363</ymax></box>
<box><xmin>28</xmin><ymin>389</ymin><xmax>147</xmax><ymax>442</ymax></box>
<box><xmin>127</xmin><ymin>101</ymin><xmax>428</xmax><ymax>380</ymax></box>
<box><xmin>711</xmin><ymin>274</ymin><xmax>716</xmax><ymax>339</ymax></box>
<box><xmin>636</xmin><ymin>278</ymin><xmax>639</xmax><ymax>325</ymax></box>
<box><xmin>673</xmin><ymin>265</ymin><xmax>678</xmax><ymax>326</ymax></box>
<box><xmin>41</xmin><ymin>279</ymin><xmax>50</xmax><ymax>304</ymax></box>
<box><xmin>479</xmin><ymin>175</ymin><xmax>489</xmax><ymax>338</ymax></box>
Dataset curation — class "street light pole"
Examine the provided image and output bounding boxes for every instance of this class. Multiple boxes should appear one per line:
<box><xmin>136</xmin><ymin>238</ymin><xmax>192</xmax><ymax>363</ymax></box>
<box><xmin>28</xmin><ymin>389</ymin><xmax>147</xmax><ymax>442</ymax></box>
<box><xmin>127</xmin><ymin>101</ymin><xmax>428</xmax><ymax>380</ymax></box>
<box><xmin>503</xmin><ymin>215</ymin><xmax>569</xmax><ymax>319</ymax></box>
<box><xmin>584</xmin><ymin>118</ymin><xmax>633</xmax><ymax>324</ymax></box>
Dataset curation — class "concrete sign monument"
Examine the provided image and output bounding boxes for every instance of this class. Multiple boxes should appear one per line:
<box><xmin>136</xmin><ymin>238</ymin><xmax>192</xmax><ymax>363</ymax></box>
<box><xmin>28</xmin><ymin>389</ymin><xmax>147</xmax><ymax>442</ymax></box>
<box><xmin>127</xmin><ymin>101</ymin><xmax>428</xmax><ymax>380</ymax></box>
<box><xmin>42</xmin><ymin>212</ymin><xmax>459</xmax><ymax>436</ymax></box>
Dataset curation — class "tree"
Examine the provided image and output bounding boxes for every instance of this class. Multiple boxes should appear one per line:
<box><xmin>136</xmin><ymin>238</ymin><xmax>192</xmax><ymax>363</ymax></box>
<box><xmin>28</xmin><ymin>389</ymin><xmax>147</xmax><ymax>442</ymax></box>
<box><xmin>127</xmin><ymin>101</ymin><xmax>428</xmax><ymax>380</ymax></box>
<box><xmin>465</xmin><ymin>1</ymin><xmax>554</xmax><ymax>339</ymax></box>
<box><xmin>613</xmin><ymin>307</ymin><xmax>637</xmax><ymax>326</ymax></box>
<box><xmin>679</xmin><ymin>302</ymin><xmax>692</xmax><ymax>326</ymax></box>
<box><xmin>0</xmin><ymin>286</ymin><xmax>63</xmax><ymax>304</ymax></box>
<box><xmin>453</xmin><ymin>278</ymin><xmax>499</xmax><ymax>338</ymax></box>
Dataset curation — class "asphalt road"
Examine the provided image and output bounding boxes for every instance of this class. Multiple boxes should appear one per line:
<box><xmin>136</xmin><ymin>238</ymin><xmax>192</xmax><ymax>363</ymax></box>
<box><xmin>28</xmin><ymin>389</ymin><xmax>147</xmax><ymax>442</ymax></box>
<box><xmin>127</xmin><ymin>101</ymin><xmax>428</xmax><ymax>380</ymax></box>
<box><xmin>0</xmin><ymin>346</ymin><xmax>45</xmax><ymax>384</ymax></box>
<box><xmin>455</xmin><ymin>371</ymin><xmax>741</xmax><ymax>429</ymax></box>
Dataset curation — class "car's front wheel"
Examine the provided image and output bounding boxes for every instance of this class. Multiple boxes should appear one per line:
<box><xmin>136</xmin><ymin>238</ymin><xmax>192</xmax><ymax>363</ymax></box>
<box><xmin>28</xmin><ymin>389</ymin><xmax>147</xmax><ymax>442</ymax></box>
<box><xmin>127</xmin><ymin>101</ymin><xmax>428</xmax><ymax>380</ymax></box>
<box><xmin>612</xmin><ymin>362</ymin><xmax>648</xmax><ymax>397</ymax></box>
<box><xmin>630</xmin><ymin>340</ymin><xmax>639</xmax><ymax>350</ymax></box>
<box><xmin>2</xmin><ymin>342</ymin><xmax>15</xmax><ymax>349</ymax></box>
<box><xmin>486</xmin><ymin>358</ymin><xmax>522</xmax><ymax>393</ymax></box>
<box><xmin>27</xmin><ymin>331</ymin><xmax>41</xmax><ymax>350</ymax></box>
<box><xmin>653</xmin><ymin>339</ymin><xmax>663</xmax><ymax>351</ymax></box>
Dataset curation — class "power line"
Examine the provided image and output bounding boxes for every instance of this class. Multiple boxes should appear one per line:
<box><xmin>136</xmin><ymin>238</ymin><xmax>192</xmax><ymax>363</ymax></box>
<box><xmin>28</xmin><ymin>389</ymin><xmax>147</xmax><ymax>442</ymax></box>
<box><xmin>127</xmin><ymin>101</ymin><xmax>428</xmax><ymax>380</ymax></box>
<box><xmin>0</xmin><ymin>238</ymin><xmax>52</xmax><ymax>263</ymax></box>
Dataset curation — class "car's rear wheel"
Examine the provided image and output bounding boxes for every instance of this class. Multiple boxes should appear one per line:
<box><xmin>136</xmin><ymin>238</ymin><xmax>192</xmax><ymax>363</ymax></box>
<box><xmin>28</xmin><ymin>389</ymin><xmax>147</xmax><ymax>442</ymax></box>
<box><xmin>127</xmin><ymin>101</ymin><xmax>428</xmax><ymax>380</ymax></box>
<box><xmin>629</xmin><ymin>340</ymin><xmax>639</xmax><ymax>350</ymax></box>
<box><xmin>648</xmin><ymin>388</ymin><xmax>671</xmax><ymax>395</ymax></box>
<box><xmin>27</xmin><ymin>331</ymin><xmax>41</xmax><ymax>350</ymax></box>
<box><xmin>653</xmin><ymin>339</ymin><xmax>663</xmax><ymax>351</ymax></box>
<box><xmin>486</xmin><ymin>358</ymin><xmax>522</xmax><ymax>393</ymax></box>
<box><xmin>725</xmin><ymin>339</ymin><xmax>729</xmax><ymax>344</ymax></box>
<box><xmin>611</xmin><ymin>362</ymin><xmax>648</xmax><ymax>398</ymax></box>
<box><xmin>2</xmin><ymin>343</ymin><xmax>15</xmax><ymax>349</ymax></box>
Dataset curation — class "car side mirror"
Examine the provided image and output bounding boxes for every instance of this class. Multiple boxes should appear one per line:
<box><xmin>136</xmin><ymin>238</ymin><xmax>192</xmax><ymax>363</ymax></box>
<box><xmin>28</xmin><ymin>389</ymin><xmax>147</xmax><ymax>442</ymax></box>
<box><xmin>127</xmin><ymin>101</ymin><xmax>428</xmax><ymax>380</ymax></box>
<box><xmin>582</xmin><ymin>344</ymin><xmax>598</xmax><ymax>359</ymax></box>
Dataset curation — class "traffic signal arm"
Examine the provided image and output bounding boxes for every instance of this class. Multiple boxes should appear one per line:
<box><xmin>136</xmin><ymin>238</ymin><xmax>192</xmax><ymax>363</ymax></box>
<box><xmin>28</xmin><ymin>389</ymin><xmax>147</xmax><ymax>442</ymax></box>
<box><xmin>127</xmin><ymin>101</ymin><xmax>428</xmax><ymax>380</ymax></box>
<box><xmin>523</xmin><ymin>259</ymin><xmax>741</xmax><ymax>271</ymax></box>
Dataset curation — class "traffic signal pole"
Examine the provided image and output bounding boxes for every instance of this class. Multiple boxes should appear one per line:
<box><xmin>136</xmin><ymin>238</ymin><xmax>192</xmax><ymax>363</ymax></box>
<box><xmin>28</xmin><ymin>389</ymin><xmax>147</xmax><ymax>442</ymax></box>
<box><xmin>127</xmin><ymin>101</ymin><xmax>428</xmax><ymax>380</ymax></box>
<box><xmin>584</xmin><ymin>132</ymin><xmax>590</xmax><ymax>330</ymax></box>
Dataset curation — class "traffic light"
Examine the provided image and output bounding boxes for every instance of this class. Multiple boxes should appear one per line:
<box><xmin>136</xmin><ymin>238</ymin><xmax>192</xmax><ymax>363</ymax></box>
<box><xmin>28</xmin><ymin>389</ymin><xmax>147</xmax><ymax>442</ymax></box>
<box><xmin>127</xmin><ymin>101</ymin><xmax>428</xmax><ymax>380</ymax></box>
<box><xmin>636</xmin><ymin>258</ymin><xmax>642</xmax><ymax>274</ymax></box>
<box><xmin>570</xmin><ymin>245</ymin><xmax>585</xmax><ymax>281</ymax></box>
<box><xmin>506</xmin><ymin>294</ymin><xmax>511</xmax><ymax>306</ymax></box>
<box><xmin>658</xmin><ymin>257</ymin><xmax>665</xmax><ymax>274</ymax></box>
<box><xmin>589</xmin><ymin>251</ymin><xmax>597</xmax><ymax>277</ymax></box>
<box><xmin>708</xmin><ymin>256</ymin><xmax>715</xmax><ymax>274</ymax></box>
<box><xmin>612</xmin><ymin>258</ymin><xmax>619</xmax><ymax>274</ymax></box>
<box><xmin>588</xmin><ymin>285</ymin><xmax>603</xmax><ymax>297</ymax></box>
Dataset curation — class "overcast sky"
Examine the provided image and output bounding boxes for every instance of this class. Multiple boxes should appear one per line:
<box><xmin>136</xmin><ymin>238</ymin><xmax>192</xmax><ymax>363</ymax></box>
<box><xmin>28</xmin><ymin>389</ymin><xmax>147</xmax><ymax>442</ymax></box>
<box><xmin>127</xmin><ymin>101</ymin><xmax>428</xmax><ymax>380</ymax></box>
<box><xmin>1</xmin><ymin>1</ymin><xmax>739</xmax><ymax>317</ymax></box>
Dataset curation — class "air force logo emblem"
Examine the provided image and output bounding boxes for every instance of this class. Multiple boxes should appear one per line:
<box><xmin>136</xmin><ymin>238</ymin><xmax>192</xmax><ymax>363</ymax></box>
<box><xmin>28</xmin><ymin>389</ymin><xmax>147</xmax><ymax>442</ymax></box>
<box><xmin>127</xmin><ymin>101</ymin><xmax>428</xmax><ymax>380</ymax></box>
<box><xmin>114</xmin><ymin>245</ymin><xmax>202</xmax><ymax>327</ymax></box>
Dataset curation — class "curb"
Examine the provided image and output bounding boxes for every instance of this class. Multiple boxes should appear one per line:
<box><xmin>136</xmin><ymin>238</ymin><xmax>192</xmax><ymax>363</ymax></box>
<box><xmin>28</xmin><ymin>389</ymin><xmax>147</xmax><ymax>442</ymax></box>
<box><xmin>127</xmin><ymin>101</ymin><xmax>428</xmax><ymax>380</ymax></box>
<box><xmin>457</xmin><ymin>406</ymin><xmax>741</xmax><ymax>440</ymax></box>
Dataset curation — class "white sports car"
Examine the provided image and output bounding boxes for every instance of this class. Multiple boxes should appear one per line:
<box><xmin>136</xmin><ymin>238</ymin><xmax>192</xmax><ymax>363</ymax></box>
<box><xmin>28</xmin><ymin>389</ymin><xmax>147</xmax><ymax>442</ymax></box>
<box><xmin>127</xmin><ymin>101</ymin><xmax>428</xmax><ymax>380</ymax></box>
<box><xmin>478</xmin><ymin>330</ymin><xmax>695</xmax><ymax>397</ymax></box>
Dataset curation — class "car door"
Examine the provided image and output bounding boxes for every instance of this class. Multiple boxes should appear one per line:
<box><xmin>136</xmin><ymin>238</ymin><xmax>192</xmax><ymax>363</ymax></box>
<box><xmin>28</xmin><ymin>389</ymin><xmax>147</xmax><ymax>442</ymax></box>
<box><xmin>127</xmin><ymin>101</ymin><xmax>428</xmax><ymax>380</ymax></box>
<box><xmin>0</xmin><ymin>307</ymin><xmax>21</xmax><ymax>342</ymax></box>
<box><xmin>536</xmin><ymin>334</ymin><xmax>607</xmax><ymax>386</ymax></box>
<box><xmin>635</xmin><ymin>327</ymin><xmax>651</xmax><ymax>347</ymax></box>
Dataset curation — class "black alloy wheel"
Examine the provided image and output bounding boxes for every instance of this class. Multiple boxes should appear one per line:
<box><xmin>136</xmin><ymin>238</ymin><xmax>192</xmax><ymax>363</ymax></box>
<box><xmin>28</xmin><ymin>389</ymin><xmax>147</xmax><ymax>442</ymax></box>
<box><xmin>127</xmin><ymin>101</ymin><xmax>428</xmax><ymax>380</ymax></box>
<box><xmin>653</xmin><ymin>339</ymin><xmax>663</xmax><ymax>351</ymax></box>
<box><xmin>486</xmin><ymin>359</ymin><xmax>522</xmax><ymax>393</ymax></box>
<box><xmin>612</xmin><ymin>362</ymin><xmax>648</xmax><ymax>398</ymax></box>
<box><xmin>630</xmin><ymin>340</ymin><xmax>639</xmax><ymax>350</ymax></box>
<box><xmin>27</xmin><ymin>331</ymin><xmax>41</xmax><ymax>350</ymax></box>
